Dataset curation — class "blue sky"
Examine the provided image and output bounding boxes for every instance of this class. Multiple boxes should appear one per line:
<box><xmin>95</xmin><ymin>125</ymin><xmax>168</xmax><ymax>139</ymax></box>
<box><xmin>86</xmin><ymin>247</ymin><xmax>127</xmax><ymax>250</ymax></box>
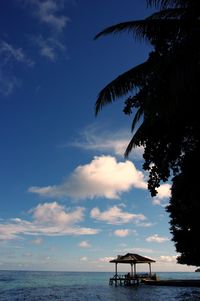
<box><xmin>0</xmin><ymin>0</ymin><xmax>194</xmax><ymax>272</ymax></box>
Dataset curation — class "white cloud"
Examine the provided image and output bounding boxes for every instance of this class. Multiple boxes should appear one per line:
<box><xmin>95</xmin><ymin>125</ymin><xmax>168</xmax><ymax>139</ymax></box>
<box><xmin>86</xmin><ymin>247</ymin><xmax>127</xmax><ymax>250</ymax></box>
<box><xmin>32</xmin><ymin>202</ymin><xmax>83</xmax><ymax>225</ymax></box>
<box><xmin>157</xmin><ymin>184</ymin><xmax>171</xmax><ymax>199</ymax></box>
<box><xmin>80</xmin><ymin>256</ymin><xmax>88</xmax><ymax>261</ymax></box>
<box><xmin>125</xmin><ymin>247</ymin><xmax>155</xmax><ymax>254</ymax></box>
<box><xmin>0</xmin><ymin>40</ymin><xmax>32</xmax><ymax>96</ymax></box>
<box><xmin>23</xmin><ymin>1</ymin><xmax>68</xmax><ymax>61</ymax></box>
<box><xmin>36</xmin><ymin>37</ymin><xmax>55</xmax><ymax>60</ymax></box>
<box><xmin>79</xmin><ymin>240</ymin><xmax>91</xmax><ymax>248</ymax></box>
<box><xmin>0</xmin><ymin>73</ymin><xmax>21</xmax><ymax>96</ymax></box>
<box><xmin>158</xmin><ymin>255</ymin><xmax>177</xmax><ymax>263</ymax></box>
<box><xmin>90</xmin><ymin>206</ymin><xmax>146</xmax><ymax>225</ymax></box>
<box><xmin>32</xmin><ymin>35</ymin><xmax>65</xmax><ymax>61</ymax></box>
<box><xmin>0</xmin><ymin>202</ymin><xmax>99</xmax><ymax>241</ymax></box>
<box><xmin>152</xmin><ymin>199</ymin><xmax>162</xmax><ymax>206</ymax></box>
<box><xmin>31</xmin><ymin>237</ymin><xmax>43</xmax><ymax>245</ymax></box>
<box><xmin>118</xmin><ymin>243</ymin><xmax>127</xmax><ymax>247</ymax></box>
<box><xmin>113</xmin><ymin>229</ymin><xmax>132</xmax><ymax>237</ymax></box>
<box><xmin>70</xmin><ymin>126</ymin><xmax>144</xmax><ymax>159</ymax></box>
<box><xmin>23</xmin><ymin>252</ymin><xmax>33</xmax><ymax>257</ymax></box>
<box><xmin>152</xmin><ymin>198</ymin><xmax>168</xmax><ymax>208</ymax></box>
<box><xmin>0</xmin><ymin>40</ymin><xmax>34</xmax><ymax>66</ymax></box>
<box><xmin>29</xmin><ymin>0</ymin><xmax>69</xmax><ymax>33</ymax></box>
<box><xmin>146</xmin><ymin>234</ymin><xmax>169</xmax><ymax>243</ymax></box>
<box><xmin>99</xmin><ymin>257</ymin><xmax>114</xmax><ymax>262</ymax></box>
<box><xmin>152</xmin><ymin>183</ymin><xmax>171</xmax><ymax>206</ymax></box>
<box><xmin>28</xmin><ymin>155</ymin><xmax>147</xmax><ymax>200</ymax></box>
<box><xmin>136</xmin><ymin>222</ymin><xmax>154</xmax><ymax>227</ymax></box>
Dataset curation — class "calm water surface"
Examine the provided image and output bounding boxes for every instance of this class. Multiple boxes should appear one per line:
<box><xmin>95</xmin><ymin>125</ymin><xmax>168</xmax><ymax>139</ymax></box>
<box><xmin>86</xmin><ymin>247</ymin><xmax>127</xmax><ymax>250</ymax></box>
<box><xmin>0</xmin><ymin>271</ymin><xmax>200</xmax><ymax>301</ymax></box>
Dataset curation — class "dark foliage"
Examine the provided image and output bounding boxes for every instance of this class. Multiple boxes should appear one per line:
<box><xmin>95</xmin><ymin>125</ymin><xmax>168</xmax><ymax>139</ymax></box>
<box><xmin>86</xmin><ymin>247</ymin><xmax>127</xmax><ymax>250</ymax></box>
<box><xmin>167</xmin><ymin>146</ymin><xmax>200</xmax><ymax>266</ymax></box>
<box><xmin>95</xmin><ymin>0</ymin><xmax>200</xmax><ymax>266</ymax></box>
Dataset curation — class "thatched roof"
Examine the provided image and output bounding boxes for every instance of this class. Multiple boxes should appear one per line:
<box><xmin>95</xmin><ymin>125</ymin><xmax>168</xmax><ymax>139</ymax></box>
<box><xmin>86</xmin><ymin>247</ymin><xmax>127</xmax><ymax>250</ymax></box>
<box><xmin>110</xmin><ymin>253</ymin><xmax>155</xmax><ymax>264</ymax></box>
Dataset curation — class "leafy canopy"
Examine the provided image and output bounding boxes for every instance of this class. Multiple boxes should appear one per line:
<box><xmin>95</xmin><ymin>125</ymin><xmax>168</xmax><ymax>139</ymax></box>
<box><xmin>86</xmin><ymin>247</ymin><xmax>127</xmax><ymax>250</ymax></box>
<box><xmin>95</xmin><ymin>0</ymin><xmax>200</xmax><ymax>266</ymax></box>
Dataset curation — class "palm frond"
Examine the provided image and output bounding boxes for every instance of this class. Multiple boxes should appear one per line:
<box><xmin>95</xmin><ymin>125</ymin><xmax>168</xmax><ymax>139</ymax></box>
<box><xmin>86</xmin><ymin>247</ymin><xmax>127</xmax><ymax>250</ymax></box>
<box><xmin>124</xmin><ymin>123</ymin><xmax>145</xmax><ymax>158</ymax></box>
<box><xmin>147</xmin><ymin>8</ymin><xmax>186</xmax><ymax>19</ymax></box>
<box><xmin>131</xmin><ymin>107</ymin><xmax>144</xmax><ymax>132</ymax></box>
<box><xmin>95</xmin><ymin>62</ymin><xmax>150</xmax><ymax>115</ymax></box>
<box><xmin>146</xmin><ymin>0</ymin><xmax>189</xmax><ymax>9</ymax></box>
<box><xmin>94</xmin><ymin>19</ymin><xmax>182</xmax><ymax>42</ymax></box>
<box><xmin>94</xmin><ymin>21</ymin><xmax>145</xmax><ymax>40</ymax></box>
<box><xmin>147</xmin><ymin>0</ymin><xmax>174</xmax><ymax>8</ymax></box>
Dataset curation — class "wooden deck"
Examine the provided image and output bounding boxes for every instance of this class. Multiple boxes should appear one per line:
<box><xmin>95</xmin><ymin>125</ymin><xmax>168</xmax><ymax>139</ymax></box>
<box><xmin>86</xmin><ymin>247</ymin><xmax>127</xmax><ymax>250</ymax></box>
<box><xmin>142</xmin><ymin>279</ymin><xmax>200</xmax><ymax>287</ymax></box>
<box><xmin>109</xmin><ymin>273</ymin><xmax>156</xmax><ymax>286</ymax></box>
<box><xmin>109</xmin><ymin>275</ymin><xmax>200</xmax><ymax>288</ymax></box>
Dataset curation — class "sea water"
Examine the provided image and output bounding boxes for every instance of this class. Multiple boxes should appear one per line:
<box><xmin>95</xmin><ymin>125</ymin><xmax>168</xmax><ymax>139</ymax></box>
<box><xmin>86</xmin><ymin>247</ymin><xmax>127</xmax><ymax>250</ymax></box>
<box><xmin>0</xmin><ymin>270</ymin><xmax>200</xmax><ymax>301</ymax></box>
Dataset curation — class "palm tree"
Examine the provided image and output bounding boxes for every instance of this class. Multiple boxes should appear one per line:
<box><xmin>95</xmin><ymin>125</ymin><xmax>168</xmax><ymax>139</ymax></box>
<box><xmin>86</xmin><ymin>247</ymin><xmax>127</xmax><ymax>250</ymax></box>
<box><xmin>95</xmin><ymin>0</ymin><xmax>200</xmax><ymax>191</ymax></box>
<box><xmin>94</xmin><ymin>0</ymin><xmax>200</xmax><ymax>265</ymax></box>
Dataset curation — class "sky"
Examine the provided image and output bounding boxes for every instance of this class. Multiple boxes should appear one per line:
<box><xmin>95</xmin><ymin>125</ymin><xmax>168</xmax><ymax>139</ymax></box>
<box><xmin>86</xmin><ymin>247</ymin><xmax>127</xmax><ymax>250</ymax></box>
<box><xmin>0</xmin><ymin>0</ymin><xmax>194</xmax><ymax>272</ymax></box>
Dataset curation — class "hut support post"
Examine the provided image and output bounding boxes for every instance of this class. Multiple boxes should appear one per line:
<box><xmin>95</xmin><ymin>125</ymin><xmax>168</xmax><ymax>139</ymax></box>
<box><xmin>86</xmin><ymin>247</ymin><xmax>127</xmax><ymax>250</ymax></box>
<box><xmin>115</xmin><ymin>263</ymin><xmax>118</xmax><ymax>277</ymax></box>
<box><xmin>134</xmin><ymin>263</ymin><xmax>136</xmax><ymax>277</ymax></box>
<box><xmin>149</xmin><ymin>263</ymin><xmax>152</xmax><ymax>277</ymax></box>
<box><xmin>130</xmin><ymin>263</ymin><xmax>133</xmax><ymax>276</ymax></box>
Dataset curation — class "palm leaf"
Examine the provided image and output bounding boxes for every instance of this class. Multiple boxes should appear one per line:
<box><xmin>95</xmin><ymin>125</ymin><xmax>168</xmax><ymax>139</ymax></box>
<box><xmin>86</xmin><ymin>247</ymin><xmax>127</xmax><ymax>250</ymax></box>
<box><xmin>95</xmin><ymin>61</ymin><xmax>150</xmax><ymax>115</ymax></box>
<box><xmin>124</xmin><ymin>123</ymin><xmax>145</xmax><ymax>157</ymax></box>
<box><xmin>146</xmin><ymin>0</ymin><xmax>189</xmax><ymax>9</ymax></box>
<box><xmin>131</xmin><ymin>107</ymin><xmax>144</xmax><ymax>132</ymax></box>
<box><xmin>147</xmin><ymin>8</ymin><xmax>186</xmax><ymax>19</ymax></box>
<box><xmin>94</xmin><ymin>19</ymin><xmax>182</xmax><ymax>42</ymax></box>
<box><xmin>94</xmin><ymin>20</ymin><xmax>147</xmax><ymax>40</ymax></box>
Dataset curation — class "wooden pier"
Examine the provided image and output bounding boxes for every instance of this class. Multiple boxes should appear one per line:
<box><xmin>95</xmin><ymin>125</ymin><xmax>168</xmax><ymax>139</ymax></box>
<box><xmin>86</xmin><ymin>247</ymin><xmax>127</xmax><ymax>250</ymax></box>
<box><xmin>109</xmin><ymin>253</ymin><xmax>156</xmax><ymax>286</ymax></box>
<box><xmin>109</xmin><ymin>273</ymin><xmax>156</xmax><ymax>286</ymax></box>
<box><xmin>142</xmin><ymin>279</ymin><xmax>200</xmax><ymax>287</ymax></box>
<box><xmin>109</xmin><ymin>274</ymin><xmax>140</xmax><ymax>286</ymax></box>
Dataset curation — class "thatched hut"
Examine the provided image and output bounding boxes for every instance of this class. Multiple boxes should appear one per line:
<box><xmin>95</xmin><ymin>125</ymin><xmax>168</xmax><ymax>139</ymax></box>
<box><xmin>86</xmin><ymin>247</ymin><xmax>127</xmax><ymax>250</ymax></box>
<box><xmin>110</xmin><ymin>253</ymin><xmax>155</xmax><ymax>278</ymax></box>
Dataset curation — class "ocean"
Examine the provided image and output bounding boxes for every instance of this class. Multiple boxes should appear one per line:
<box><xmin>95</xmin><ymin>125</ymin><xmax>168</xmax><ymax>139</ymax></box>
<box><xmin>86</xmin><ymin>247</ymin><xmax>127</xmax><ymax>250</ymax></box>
<box><xmin>0</xmin><ymin>271</ymin><xmax>200</xmax><ymax>301</ymax></box>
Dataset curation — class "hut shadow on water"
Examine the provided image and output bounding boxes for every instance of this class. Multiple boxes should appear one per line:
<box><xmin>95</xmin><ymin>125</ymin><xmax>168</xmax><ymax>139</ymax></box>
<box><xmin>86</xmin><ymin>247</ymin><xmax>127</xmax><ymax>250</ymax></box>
<box><xmin>109</xmin><ymin>253</ymin><xmax>156</xmax><ymax>286</ymax></box>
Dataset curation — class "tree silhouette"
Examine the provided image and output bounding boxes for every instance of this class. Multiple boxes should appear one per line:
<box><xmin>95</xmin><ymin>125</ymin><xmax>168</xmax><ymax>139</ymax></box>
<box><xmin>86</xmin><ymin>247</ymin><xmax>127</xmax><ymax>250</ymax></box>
<box><xmin>95</xmin><ymin>0</ymin><xmax>200</xmax><ymax>266</ymax></box>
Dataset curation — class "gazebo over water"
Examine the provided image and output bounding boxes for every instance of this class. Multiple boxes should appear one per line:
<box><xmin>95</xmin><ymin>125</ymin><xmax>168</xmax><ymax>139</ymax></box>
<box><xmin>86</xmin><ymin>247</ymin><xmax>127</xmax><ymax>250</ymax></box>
<box><xmin>109</xmin><ymin>253</ymin><xmax>156</xmax><ymax>286</ymax></box>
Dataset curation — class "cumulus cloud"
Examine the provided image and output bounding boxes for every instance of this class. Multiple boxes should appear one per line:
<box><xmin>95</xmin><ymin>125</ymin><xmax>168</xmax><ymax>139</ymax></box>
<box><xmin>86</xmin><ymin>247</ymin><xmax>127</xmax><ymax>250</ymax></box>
<box><xmin>113</xmin><ymin>229</ymin><xmax>132</xmax><ymax>237</ymax></box>
<box><xmin>146</xmin><ymin>234</ymin><xmax>169</xmax><ymax>243</ymax></box>
<box><xmin>31</xmin><ymin>237</ymin><xmax>43</xmax><ymax>245</ymax></box>
<box><xmin>80</xmin><ymin>256</ymin><xmax>88</xmax><ymax>261</ymax></box>
<box><xmin>120</xmin><ymin>247</ymin><xmax>154</xmax><ymax>254</ymax></box>
<box><xmin>159</xmin><ymin>255</ymin><xmax>177</xmax><ymax>262</ymax></box>
<box><xmin>79</xmin><ymin>240</ymin><xmax>91</xmax><ymax>248</ymax></box>
<box><xmin>31</xmin><ymin>202</ymin><xmax>83</xmax><ymax>225</ymax></box>
<box><xmin>0</xmin><ymin>202</ymin><xmax>99</xmax><ymax>241</ymax></box>
<box><xmin>152</xmin><ymin>199</ymin><xmax>162</xmax><ymax>206</ymax></box>
<box><xmin>90</xmin><ymin>206</ymin><xmax>146</xmax><ymax>225</ymax></box>
<box><xmin>23</xmin><ymin>252</ymin><xmax>33</xmax><ymax>257</ymax></box>
<box><xmin>70</xmin><ymin>126</ymin><xmax>144</xmax><ymax>159</ymax></box>
<box><xmin>28</xmin><ymin>155</ymin><xmax>147</xmax><ymax>200</ymax></box>
<box><xmin>152</xmin><ymin>183</ymin><xmax>171</xmax><ymax>206</ymax></box>
<box><xmin>99</xmin><ymin>257</ymin><xmax>114</xmax><ymax>262</ymax></box>
<box><xmin>157</xmin><ymin>184</ymin><xmax>171</xmax><ymax>199</ymax></box>
<box><xmin>137</xmin><ymin>222</ymin><xmax>154</xmax><ymax>228</ymax></box>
